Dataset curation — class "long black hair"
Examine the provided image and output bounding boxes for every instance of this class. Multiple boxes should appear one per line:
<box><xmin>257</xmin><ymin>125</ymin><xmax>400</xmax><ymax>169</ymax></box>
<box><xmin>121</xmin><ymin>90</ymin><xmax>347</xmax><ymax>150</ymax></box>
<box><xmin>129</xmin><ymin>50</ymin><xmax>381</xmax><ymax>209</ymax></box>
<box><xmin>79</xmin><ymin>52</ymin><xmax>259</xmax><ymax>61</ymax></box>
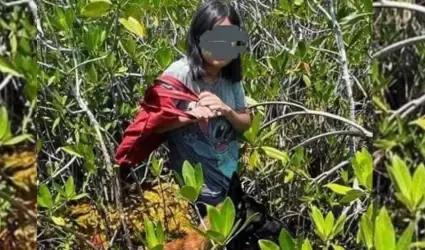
<box><xmin>186</xmin><ymin>0</ymin><xmax>243</xmax><ymax>83</ymax></box>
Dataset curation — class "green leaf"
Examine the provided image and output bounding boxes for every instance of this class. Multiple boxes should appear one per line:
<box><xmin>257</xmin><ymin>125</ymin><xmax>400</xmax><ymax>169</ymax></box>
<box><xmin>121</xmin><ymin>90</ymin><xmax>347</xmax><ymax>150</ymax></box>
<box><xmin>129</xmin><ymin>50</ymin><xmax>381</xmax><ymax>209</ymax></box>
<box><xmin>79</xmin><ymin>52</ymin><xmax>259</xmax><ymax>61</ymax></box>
<box><xmin>332</xmin><ymin>245</ymin><xmax>345</xmax><ymax>250</ymax></box>
<box><xmin>151</xmin><ymin>245</ymin><xmax>164</xmax><ymax>250</ymax></box>
<box><xmin>374</xmin><ymin>207</ymin><xmax>395</xmax><ymax>250</ymax></box>
<box><xmin>359</xmin><ymin>210</ymin><xmax>373</xmax><ymax>249</ymax></box>
<box><xmin>325</xmin><ymin>183</ymin><xmax>354</xmax><ymax>195</ymax></box>
<box><xmin>119</xmin><ymin>16</ymin><xmax>147</xmax><ymax>38</ymax></box>
<box><xmin>280</xmin><ymin>0</ymin><xmax>291</xmax><ymax>11</ymax></box>
<box><xmin>324</xmin><ymin>212</ymin><xmax>335</xmax><ymax>240</ymax></box>
<box><xmin>151</xmin><ymin>156</ymin><xmax>163</xmax><ymax>177</ymax></box>
<box><xmin>3</xmin><ymin>134</ymin><xmax>32</xmax><ymax>146</ymax></box>
<box><xmin>220</xmin><ymin>197</ymin><xmax>235</xmax><ymax>238</ymax></box>
<box><xmin>410</xmin><ymin>117</ymin><xmax>425</xmax><ymax>131</ymax></box>
<box><xmin>278</xmin><ymin>228</ymin><xmax>295</xmax><ymax>250</ymax></box>
<box><xmin>248</xmin><ymin>150</ymin><xmax>260</xmax><ymax>170</ymax></box>
<box><xmin>259</xmin><ymin>239</ymin><xmax>280</xmax><ymax>250</ymax></box>
<box><xmin>156</xmin><ymin>47</ymin><xmax>173</xmax><ymax>68</ymax></box>
<box><xmin>340</xmin><ymin>189</ymin><xmax>366</xmax><ymax>204</ymax></box>
<box><xmin>244</xmin><ymin>113</ymin><xmax>262</xmax><ymax>144</ymax></box>
<box><xmin>207</xmin><ymin>204</ymin><xmax>222</xmax><ymax>233</ymax></box>
<box><xmin>351</xmin><ymin>148</ymin><xmax>373</xmax><ymax>190</ymax></box>
<box><xmin>0</xmin><ymin>56</ymin><xmax>21</xmax><ymax>77</ymax></box>
<box><xmin>261</xmin><ymin>146</ymin><xmax>289</xmax><ymax>165</ymax></box>
<box><xmin>411</xmin><ymin>164</ymin><xmax>425</xmax><ymax>208</ymax></box>
<box><xmin>71</xmin><ymin>193</ymin><xmax>88</xmax><ymax>201</ymax></box>
<box><xmin>182</xmin><ymin>161</ymin><xmax>196</xmax><ymax>187</ymax></box>
<box><xmin>206</xmin><ymin>230</ymin><xmax>225</xmax><ymax>244</ymax></box>
<box><xmin>53</xmin><ymin>182</ymin><xmax>66</xmax><ymax>197</ymax></box>
<box><xmin>0</xmin><ymin>106</ymin><xmax>11</xmax><ymax>141</ymax></box>
<box><xmin>294</xmin><ymin>0</ymin><xmax>303</xmax><ymax>6</ymax></box>
<box><xmin>194</xmin><ymin>163</ymin><xmax>204</xmax><ymax>194</ymax></box>
<box><xmin>51</xmin><ymin>216</ymin><xmax>66</xmax><ymax>226</ymax></box>
<box><xmin>179</xmin><ymin>186</ymin><xmax>198</xmax><ymax>202</ymax></box>
<box><xmin>65</xmin><ymin>176</ymin><xmax>75</xmax><ymax>198</ymax></box>
<box><xmin>301</xmin><ymin>239</ymin><xmax>312</xmax><ymax>250</ymax></box>
<box><xmin>388</xmin><ymin>155</ymin><xmax>412</xmax><ymax>202</ymax></box>
<box><xmin>81</xmin><ymin>0</ymin><xmax>112</xmax><ymax>18</ymax></box>
<box><xmin>310</xmin><ymin>206</ymin><xmax>325</xmax><ymax>240</ymax></box>
<box><xmin>144</xmin><ymin>216</ymin><xmax>157</xmax><ymax>248</ymax></box>
<box><xmin>38</xmin><ymin>184</ymin><xmax>53</xmax><ymax>209</ymax></box>
<box><xmin>395</xmin><ymin>222</ymin><xmax>415</xmax><ymax>250</ymax></box>
<box><xmin>302</xmin><ymin>74</ymin><xmax>311</xmax><ymax>87</ymax></box>
<box><xmin>284</xmin><ymin>170</ymin><xmax>294</xmax><ymax>184</ymax></box>
<box><xmin>61</xmin><ymin>146</ymin><xmax>83</xmax><ymax>158</ymax></box>
<box><xmin>156</xmin><ymin>222</ymin><xmax>165</xmax><ymax>245</ymax></box>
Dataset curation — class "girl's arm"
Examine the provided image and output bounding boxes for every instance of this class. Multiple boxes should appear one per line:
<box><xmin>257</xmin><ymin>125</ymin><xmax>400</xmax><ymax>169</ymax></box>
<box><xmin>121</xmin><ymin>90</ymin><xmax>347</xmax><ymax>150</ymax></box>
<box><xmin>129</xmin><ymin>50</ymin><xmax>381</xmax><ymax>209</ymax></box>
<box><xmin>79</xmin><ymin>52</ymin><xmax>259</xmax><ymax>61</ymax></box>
<box><xmin>155</xmin><ymin>116</ymin><xmax>197</xmax><ymax>133</ymax></box>
<box><xmin>155</xmin><ymin>105</ymin><xmax>216</xmax><ymax>133</ymax></box>
<box><xmin>223</xmin><ymin>108</ymin><xmax>252</xmax><ymax>134</ymax></box>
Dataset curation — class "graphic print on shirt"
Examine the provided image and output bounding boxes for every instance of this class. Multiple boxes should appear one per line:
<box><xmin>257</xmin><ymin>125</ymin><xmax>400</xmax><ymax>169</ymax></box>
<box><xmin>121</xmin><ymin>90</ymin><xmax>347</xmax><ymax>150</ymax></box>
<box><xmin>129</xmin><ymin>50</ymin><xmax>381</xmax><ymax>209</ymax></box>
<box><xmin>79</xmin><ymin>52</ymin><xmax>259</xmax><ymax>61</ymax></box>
<box><xmin>185</xmin><ymin>117</ymin><xmax>238</xmax><ymax>178</ymax></box>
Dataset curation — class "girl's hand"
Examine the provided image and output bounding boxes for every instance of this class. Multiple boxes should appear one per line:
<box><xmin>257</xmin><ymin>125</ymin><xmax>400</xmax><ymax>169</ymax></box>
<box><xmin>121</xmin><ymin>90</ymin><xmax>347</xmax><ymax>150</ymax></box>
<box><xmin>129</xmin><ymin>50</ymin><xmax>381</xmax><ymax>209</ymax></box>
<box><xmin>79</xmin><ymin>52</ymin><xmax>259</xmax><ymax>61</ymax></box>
<box><xmin>198</xmin><ymin>91</ymin><xmax>231</xmax><ymax>116</ymax></box>
<box><xmin>188</xmin><ymin>105</ymin><xmax>216</xmax><ymax>121</ymax></box>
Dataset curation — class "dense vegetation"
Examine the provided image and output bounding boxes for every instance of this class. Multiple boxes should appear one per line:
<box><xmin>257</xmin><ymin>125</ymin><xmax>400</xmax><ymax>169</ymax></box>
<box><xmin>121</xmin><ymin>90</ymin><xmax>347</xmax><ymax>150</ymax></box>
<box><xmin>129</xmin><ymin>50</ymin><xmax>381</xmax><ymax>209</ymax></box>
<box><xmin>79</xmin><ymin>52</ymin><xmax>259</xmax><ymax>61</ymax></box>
<box><xmin>0</xmin><ymin>1</ymin><xmax>37</xmax><ymax>250</ymax></box>
<box><xmin>0</xmin><ymin>0</ymin><xmax>423</xmax><ymax>249</ymax></box>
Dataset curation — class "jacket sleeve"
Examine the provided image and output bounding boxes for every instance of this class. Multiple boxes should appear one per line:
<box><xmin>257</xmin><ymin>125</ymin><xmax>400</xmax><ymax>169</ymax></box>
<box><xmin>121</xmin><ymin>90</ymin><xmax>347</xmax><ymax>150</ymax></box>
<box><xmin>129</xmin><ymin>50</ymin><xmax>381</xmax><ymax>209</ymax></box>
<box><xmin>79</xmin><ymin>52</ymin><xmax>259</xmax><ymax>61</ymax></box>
<box><xmin>114</xmin><ymin>85</ymin><xmax>180</xmax><ymax>167</ymax></box>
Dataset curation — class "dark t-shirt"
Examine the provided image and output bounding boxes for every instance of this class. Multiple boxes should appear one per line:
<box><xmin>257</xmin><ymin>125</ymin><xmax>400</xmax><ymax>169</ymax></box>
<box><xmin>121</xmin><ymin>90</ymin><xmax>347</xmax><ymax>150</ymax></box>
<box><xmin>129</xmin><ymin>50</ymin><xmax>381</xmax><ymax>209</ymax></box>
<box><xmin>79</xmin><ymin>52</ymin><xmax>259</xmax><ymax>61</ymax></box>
<box><xmin>162</xmin><ymin>56</ymin><xmax>247</xmax><ymax>203</ymax></box>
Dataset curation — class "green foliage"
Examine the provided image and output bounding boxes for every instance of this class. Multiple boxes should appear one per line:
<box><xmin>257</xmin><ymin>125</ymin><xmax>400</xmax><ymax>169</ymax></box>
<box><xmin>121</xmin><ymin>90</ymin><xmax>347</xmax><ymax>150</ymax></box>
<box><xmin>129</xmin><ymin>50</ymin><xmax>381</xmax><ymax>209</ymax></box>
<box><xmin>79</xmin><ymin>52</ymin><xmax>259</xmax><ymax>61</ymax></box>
<box><xmin>387</xmin><ymin>155</ymin><xmax>425</xmax><ymax>213</ymax></box>
<box><xmin>141</xmin><ymin>216</ymin><xmax>165</xmax><ymax>250</ymax></box>
<box><xmin>174</xmin><ymin>161</ymin><xmax>204</xmax><ymax>202</ymax></box>
<box><xmin>189</xmin><ymin>196</ymin><xmax>259</xmax><ymax>247</ymax></box>
<box><xmin>309</xmin><ymin>205</ymin><xmax>347</xmax><ymax>244</ymax></box>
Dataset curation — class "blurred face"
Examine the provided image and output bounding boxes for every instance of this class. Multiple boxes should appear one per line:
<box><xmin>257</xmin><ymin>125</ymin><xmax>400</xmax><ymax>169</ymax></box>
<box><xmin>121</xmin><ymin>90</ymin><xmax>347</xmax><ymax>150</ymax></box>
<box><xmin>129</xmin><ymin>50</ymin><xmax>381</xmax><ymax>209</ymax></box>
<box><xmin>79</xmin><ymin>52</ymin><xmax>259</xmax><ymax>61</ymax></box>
<box><xmin>200</xmin><ymin>17</ymin><xmax>237</xmax><ymax>69</ymax></box>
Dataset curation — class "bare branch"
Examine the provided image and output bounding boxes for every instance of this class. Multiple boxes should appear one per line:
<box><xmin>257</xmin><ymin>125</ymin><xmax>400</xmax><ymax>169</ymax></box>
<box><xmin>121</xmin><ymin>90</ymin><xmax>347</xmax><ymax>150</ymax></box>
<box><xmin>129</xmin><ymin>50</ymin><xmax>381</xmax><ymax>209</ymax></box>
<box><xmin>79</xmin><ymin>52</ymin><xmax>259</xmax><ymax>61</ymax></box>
<box><xmin>290</xmin><ymin>130</ymin><xmax>363</xmax><ymax>152</ymax></box>
<box><xmin>0</xmin><ymin>74</ymin><xmax>13</xmax><ymax>91</ymax></box>
<box><xmin>0</xmin><ymin>0</ymin><xmax>29</xmax><ymax>6</ymax></box>
<box><xmin>373</xmin><ymin>0</ymin><xmax>425</xmax><ymax>15</ymax></box>
<box><xmin>389</xmin><ymin>94</ymin><xmax>425</xmax><ymax>121</ymax></box>
<box><xmin>248</xmin><ymin>101</ymin><xmax>308</xmax><ymax>111</ymax></box>
<box><xmin>372</xmin><ymin>35</ymin><xmax>425</xmax><ymax>58</ymax></box>
<box><xmin>72</xmin><ymin>53</ymin><xmax>134</xmax><ymax>249</ymax></box>
<box><xmin>68</xmin><ymin>55</ymin><xmax>108</xmax><ymax>74</ymax></box>
<box><xmin>260</xmin><ymin>110</ymin><xmax>373</xmax><ymax>138</ymax></box>
<box><xmin>327</xmin><ymin>0</ymin><xmax>357</xmax><ymax>154</ymax></box>
<box><xmin>311</xmin><ymin>160</ymin><xmax>350</xmax><ymax>184</ymax></box>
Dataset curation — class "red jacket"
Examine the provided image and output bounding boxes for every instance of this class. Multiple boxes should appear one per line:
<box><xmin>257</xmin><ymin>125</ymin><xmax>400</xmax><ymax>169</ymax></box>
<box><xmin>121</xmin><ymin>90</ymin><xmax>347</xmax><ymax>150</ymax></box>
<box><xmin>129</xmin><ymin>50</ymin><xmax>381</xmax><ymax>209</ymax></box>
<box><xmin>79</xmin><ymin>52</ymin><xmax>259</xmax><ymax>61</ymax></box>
<box><xmin>114</xmin><ymin>74</ymin><xmax>199</xmax><ymax>167</ymax></box>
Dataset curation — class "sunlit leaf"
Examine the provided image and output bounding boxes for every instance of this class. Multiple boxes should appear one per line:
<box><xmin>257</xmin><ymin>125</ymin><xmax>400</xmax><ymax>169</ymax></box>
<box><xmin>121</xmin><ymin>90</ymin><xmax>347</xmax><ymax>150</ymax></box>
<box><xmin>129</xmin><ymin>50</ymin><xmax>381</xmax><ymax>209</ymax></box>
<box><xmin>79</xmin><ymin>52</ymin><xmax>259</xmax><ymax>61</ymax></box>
<box><xmin>81</xmin><ymin>0</ymin><xmax>112</xmax><ymax>18</ymax></box>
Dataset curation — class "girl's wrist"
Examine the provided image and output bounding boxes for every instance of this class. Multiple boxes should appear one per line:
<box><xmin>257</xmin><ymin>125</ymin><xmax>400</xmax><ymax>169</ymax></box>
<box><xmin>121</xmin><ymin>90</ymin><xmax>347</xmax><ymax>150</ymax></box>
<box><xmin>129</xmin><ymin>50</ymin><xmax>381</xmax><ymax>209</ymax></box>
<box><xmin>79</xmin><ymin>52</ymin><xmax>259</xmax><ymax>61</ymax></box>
<box><xmin>223</xmin><ymin>105</ymin><xmax>233</xmax><ymax>118</ymax></box>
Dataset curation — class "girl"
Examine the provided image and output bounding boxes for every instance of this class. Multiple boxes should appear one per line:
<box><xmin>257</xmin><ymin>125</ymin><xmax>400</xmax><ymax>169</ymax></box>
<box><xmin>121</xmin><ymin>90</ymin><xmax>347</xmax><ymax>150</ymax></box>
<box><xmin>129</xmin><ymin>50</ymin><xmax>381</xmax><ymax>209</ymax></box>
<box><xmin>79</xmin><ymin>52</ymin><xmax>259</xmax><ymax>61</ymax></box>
<box><xmin>157</xmin><ymin>0</ymin><xmax>251</xmax><ymax>216</ymax></box>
